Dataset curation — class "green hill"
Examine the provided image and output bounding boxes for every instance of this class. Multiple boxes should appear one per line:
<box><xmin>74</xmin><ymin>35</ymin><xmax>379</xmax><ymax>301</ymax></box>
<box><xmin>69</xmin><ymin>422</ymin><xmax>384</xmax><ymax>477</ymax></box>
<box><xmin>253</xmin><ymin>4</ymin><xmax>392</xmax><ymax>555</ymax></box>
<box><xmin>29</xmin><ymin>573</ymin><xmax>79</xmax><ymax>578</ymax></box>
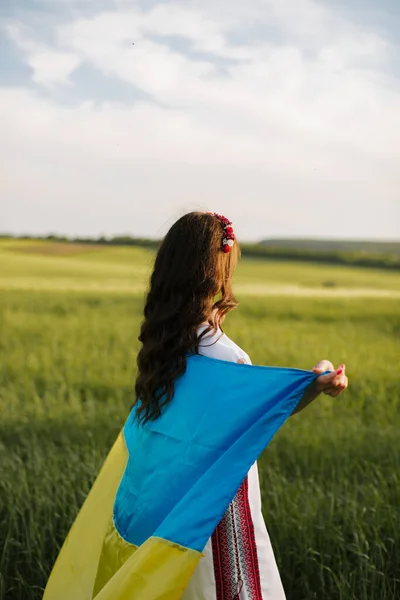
<box><xmin>260</xmin><ymin>238</ymin><xmax>400</xmax><ymax>254</ymax></box>
<box><xmin>2</xmin><ymin>234</ymin><xmax>400</xmax><ymax>270</ymax></box>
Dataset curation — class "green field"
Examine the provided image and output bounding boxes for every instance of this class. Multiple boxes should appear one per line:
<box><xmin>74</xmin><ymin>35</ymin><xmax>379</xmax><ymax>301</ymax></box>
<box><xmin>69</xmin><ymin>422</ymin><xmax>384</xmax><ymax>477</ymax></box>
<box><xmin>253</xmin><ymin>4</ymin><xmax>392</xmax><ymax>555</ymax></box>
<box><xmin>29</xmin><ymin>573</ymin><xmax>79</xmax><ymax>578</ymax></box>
<box><xmin>1</xmin><ymin>240</ymin><xmax>399</xmax><ymax>600</ymax></box>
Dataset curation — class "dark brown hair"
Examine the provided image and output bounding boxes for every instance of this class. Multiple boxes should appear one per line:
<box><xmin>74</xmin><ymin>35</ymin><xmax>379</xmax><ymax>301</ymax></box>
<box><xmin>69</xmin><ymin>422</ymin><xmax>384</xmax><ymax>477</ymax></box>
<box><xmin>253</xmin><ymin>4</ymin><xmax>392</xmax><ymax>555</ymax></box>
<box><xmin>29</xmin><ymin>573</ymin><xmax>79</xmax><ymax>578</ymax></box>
<box><xmin>135</xmin><ymin>211</ymin><xmax>240</xmax><ymax>424</ymax></box>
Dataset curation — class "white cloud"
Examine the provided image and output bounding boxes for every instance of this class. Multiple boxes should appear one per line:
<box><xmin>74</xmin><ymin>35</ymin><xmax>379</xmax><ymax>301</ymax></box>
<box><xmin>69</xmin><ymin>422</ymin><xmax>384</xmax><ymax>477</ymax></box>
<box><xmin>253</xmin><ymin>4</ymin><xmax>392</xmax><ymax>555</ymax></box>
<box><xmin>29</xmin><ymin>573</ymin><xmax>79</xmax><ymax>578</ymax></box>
<box><xmin>52</xmin><ymin>1</ymin><xmax>400</xmax><ymax>158</ymax></box>
<box><xmin>1</xmin><ymin>0</ymin><xmax>399</xmax><ymax>239</ymax></box>
<box><xmin>5</xmin><ymin>23</ymin><xmax>79</xmax><ymax>86</ymax></box>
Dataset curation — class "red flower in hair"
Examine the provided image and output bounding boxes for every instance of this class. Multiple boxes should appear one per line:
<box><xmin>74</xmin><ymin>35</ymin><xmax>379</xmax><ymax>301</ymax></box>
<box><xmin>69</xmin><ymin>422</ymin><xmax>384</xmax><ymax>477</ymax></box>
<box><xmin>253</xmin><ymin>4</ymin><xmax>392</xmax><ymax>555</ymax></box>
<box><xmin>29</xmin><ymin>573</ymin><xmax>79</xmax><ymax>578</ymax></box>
<box><xmin>207</xmin><ymin>211</ymin><xmax>235</xmax><ymax>253</ymax></box>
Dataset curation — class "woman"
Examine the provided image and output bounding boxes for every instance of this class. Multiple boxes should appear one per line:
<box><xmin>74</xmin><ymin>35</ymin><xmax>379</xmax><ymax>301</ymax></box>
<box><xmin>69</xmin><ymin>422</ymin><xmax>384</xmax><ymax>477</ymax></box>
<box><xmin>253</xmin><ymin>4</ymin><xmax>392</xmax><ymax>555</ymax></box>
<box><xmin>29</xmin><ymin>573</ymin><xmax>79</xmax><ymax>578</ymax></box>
<box><xmin>135</xmin><ymin>211</ymin><xmax>348</xmax><ymax>600</ymax></box>
<box><xmin>43</xmin><ymin>211</ymin><xmax>348</xmax><ymax>600</ymax></box>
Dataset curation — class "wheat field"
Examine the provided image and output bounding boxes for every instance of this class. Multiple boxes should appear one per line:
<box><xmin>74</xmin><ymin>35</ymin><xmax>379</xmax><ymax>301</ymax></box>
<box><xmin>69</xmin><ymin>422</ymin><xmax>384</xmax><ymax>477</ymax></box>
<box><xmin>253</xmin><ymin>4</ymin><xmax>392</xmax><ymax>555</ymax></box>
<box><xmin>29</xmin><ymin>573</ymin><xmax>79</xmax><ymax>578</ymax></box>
<box><xmin>0</xmin><ymin>239</ymin><xmax>399</xmax><ymax>600</ymax></box>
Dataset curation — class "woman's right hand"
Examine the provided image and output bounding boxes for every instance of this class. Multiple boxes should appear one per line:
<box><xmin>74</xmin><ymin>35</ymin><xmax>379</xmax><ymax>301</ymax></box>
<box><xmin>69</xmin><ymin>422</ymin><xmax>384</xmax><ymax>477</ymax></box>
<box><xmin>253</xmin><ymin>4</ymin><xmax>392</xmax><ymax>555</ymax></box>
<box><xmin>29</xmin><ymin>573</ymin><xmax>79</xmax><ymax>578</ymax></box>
<box><xmin>313</xmin><ymin>360</ymin><xmax>348</xmax><ymax>397</ymax></box>
<box><xmin>292</xmin><ymin>360</ymin><xmax>348</xmax><ymax>415</ymax></box>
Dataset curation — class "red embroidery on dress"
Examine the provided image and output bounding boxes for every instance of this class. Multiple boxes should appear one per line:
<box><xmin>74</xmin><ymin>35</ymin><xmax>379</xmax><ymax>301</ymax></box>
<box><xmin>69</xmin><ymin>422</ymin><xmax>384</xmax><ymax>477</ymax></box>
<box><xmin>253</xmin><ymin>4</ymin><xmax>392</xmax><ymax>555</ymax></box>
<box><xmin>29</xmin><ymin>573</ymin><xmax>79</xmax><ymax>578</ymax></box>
<box><xmin>211</xmin><ymin>508</ymin><xmax>236</xmax><ymax>599</ymax></box>
<box><xmin>236</xmin><ymin>477</ymin><xmax>263</xmax><ymax>599</ymax></box>
<box><xmin>212</xmin><ymin>476</ymin><xmax>262</xmax><ymax>599</ymax></box>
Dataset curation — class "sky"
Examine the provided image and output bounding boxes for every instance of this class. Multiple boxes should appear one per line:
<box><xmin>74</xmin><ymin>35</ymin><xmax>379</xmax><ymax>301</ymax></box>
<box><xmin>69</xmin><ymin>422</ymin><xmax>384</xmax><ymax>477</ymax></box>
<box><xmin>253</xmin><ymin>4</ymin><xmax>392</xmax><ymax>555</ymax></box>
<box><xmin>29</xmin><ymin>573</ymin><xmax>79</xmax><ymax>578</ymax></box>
<box><xmin>1</xmin><ymin>0</ymin><xmax>399</xmax><ymax>242</ymax></box>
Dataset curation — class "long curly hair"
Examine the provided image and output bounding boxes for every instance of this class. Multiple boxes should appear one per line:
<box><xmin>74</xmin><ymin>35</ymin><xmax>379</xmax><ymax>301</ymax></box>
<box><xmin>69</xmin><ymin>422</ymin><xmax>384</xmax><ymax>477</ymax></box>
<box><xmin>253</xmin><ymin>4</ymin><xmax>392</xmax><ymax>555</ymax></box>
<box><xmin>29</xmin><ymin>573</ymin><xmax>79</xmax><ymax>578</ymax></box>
<box><xmin>135</xmin><ymin>211</ymin><xmax>240</xmax><ymax>424</ymax></box>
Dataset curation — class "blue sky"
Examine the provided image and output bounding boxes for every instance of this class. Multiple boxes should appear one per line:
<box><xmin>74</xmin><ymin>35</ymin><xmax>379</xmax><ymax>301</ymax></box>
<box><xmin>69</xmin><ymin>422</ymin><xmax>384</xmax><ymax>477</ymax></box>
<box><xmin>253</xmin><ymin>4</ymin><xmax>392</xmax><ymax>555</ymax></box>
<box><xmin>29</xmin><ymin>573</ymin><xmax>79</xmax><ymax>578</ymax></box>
<box><xmin>1</xmin><ymin>0</ymin><xmax>399</xmax><ymax>241</ymax></box>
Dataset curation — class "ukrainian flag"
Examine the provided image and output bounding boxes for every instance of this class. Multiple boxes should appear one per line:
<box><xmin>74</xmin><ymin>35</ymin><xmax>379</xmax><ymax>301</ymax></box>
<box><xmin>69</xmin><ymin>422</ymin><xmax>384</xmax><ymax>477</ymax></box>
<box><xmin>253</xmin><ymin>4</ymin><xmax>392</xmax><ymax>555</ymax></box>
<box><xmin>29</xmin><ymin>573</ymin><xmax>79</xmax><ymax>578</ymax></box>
<box><xmin>43</xmin><ymin>354</ymin><xmax>317</xmax><ymax>599</ymax></box>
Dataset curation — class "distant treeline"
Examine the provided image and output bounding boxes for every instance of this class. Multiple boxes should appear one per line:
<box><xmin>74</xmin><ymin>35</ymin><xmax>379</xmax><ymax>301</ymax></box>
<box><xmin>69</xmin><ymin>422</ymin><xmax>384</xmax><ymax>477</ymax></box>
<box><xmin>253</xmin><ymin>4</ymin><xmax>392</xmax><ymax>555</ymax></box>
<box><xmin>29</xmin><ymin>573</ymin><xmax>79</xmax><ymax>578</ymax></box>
<box><xmin>240</xmin><ymin>243</ymin><xmax>400</xmax><ymax>270</ymax></box>
<box><xmin>260</xmin><ymin>238</ymin><xmax>400</xmax><ymax>255</ymax></box>
<box><xmin>2</xmin><ymin>233</ymin><xmax>400</xmax><ymax>270</ymax></box>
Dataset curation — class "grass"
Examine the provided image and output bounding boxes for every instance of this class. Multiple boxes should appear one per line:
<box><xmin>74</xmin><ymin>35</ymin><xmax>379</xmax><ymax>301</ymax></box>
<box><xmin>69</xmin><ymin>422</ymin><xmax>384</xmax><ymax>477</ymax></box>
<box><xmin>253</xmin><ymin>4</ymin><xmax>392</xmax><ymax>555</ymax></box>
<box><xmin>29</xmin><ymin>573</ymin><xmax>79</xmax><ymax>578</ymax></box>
<box><xmin>0</xmin><ymin>241</ymin><xmax>399</xmax><ymax>600</ymax></box>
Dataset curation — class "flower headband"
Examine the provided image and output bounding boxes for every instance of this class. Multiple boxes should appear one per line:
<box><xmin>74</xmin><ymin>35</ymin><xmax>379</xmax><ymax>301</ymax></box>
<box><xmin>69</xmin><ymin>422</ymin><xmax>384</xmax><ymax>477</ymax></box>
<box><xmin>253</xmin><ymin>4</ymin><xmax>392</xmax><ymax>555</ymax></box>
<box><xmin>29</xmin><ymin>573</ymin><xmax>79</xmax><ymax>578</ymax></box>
<box><xmin>207</xmin><ymin>212</ymin><xmax>236</xmax><ymax>253</ymax></box>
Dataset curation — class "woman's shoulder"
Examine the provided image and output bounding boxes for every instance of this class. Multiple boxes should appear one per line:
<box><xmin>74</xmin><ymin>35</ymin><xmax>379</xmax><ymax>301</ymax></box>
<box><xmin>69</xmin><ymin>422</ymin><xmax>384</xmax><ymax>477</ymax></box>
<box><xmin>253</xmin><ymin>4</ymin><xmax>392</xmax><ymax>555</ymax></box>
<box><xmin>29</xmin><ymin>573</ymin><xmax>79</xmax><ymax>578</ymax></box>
<box><xmin>197</xmin><ymin>325</ymin><xmax>251</xmax><ymax>365</ymax></box>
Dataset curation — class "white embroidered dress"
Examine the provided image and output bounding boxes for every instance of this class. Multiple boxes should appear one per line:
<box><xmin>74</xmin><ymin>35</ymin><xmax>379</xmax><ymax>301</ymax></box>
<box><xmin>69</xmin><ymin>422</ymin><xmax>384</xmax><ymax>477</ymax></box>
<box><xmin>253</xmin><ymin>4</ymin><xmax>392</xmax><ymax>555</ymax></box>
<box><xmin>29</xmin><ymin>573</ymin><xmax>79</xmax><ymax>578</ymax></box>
<box><xmin>182</xmin><ymin>326</ymin><xmax>286</xmax><ymax>600</ymax></box>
